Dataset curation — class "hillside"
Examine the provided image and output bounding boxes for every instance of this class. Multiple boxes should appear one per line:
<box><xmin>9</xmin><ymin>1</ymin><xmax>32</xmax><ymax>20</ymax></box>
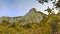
<box><xmin>0</xmin><ymin>8</ymin><xmax>46</xmax><ymax>26</ymax></box>
<box><xmin>0</xmin><ymin>8</ymin><xmax>60</xmax><ymax>34</ymax></box>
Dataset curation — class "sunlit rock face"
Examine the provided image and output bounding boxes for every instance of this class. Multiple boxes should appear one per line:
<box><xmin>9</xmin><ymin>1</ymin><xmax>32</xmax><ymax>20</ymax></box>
<box><xmin>24</xmin><ymin>8</ymin><xmax>46</xmax><ymax>23</ymax></box>
<box><xmin>0</xmin><ymin>8</ymin><xmax>47</xmax><ymax>25</ymax></box>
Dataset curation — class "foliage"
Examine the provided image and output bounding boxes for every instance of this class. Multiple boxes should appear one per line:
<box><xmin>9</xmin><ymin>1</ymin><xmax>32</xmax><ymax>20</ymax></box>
<box><xmin>45</xmin><ymin>6</ymin><xmax>54</xmax><ymax>15</ymax></box>
<box><xmin>0</xmin><ymin>2</ymin><xmax>60</xmax><ymax>34</ymax></box>
<box><xmin>0</xmin><ymin>11</ymin><xmax>60</xmax><ymax>34</ymax></box>
<box><xmin>37</xmin><ymin>0</ymin><xmax>60</xmax><ymax>11</ymax></box>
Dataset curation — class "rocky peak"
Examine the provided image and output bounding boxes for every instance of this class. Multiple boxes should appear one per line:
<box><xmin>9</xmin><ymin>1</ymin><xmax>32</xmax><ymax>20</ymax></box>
<box><xmin>29</xmin><ymin>8</ymin><xmax>37</xmax><ymax>13</ymax></box>
<box><xmin>0</xmin><ymin>8</ymin><xmax>47</xmax><ymax>25</ymax></box>
<box><xmin>23</xmin><ymin>8</ymin><xmax>47</xmax><ymax>23</ymax></box>
<box><xmin>24</xmin><ymin>8</ymin><xmax>37</xmax><ymax>18</ymax></box>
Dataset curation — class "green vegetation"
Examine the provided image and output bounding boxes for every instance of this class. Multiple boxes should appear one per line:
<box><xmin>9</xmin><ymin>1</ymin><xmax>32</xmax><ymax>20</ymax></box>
<box><xmin>0</xmin><ymin>8</ymin><xmax>60</xmax><ymax>34</ymax></box>
<box><xmin>0</xmin><ymin>0</ymin><xmax>60</xmax><ymax>34</ymax></box>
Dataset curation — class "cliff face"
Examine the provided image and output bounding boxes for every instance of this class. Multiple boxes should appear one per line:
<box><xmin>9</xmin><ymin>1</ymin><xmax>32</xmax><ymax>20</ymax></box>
<box><xmin>0</xmin><ymin>8</ymin><xmax>47</xmax><ymax>25</ymax></box>
<box><xmin>24</xmin><ymin>8</ymin><xmax>46</xmax><ymax>23</ymax></box>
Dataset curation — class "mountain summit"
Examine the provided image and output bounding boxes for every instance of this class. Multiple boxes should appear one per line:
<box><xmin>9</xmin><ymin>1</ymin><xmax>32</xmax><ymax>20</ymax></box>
<box><xmin>24</xmin><ymin>8</ymin><xmax>37</xmax><ymax>17</ymax></box>
<box><xmin>0</xmin><ymin>8</ymin><xmax>47</xmax><ymax>25</ymax></box>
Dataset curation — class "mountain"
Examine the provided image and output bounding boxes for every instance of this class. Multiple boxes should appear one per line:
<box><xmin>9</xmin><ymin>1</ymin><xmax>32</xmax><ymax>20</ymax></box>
<box><xmin>24</xmin><ymin>8</ymin><xmax>47</xmax><ymax>23</ymax></box>
<box><xmin>0</xmin><ymin>8</ymin><xmax>60</xmax><ymax>34</ymax></box>
<box><xmin>0</xmin><ymin>8</ymin><xmax>47</xmax><ymax>25</ymax></box>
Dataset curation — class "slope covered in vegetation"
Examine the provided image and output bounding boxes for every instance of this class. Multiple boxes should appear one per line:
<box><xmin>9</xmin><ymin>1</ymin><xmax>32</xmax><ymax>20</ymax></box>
<box><xmin>0</xmin><ymin>8</ymin><xmax>60</xmax><ymax>34</ymax></box>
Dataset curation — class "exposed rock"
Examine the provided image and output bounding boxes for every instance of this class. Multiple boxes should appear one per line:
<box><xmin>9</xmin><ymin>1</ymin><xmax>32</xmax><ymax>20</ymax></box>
<box><xmin>24</xmin><ymin>8</ymin><xmax>47</xmax><ymax>23</ymax></box>
<box><xmin>0</xmin><ymin>8</ymin><xmax>47</xmax><ymax>25</ymax></box>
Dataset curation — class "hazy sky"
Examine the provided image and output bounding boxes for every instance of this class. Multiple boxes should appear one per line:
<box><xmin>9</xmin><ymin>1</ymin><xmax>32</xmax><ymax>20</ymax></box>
<box><xmin>0</xmin><ymin>0</ymin><xmax>57</xmax><ymax>17</ymax></box>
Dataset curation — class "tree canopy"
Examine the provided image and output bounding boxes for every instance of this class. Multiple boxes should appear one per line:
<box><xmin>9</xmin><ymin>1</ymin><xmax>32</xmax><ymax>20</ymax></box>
<box><xmin>37</xmin><ymin>0</ymin><xmax>60</xmax><ymax>11</ymax></box>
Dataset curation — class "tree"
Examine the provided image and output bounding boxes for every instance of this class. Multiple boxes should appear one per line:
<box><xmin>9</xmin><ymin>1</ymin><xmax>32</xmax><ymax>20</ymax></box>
<box><xmin>45</xmin><ymin>6</ymin><xmax>54</xmax><ymax>15</ymax></box>
<box><xmin>37</xmin><ymin>0</ymin><xmax>55</xmax><ymax>4</ymax></box>
<box><xmin>55</xmin><ymin>0</ymin><xmax>60</xmax><ymax>11</ymax></box>
<box><xmin>37</xmin><ymin>0</ymin><xmax>60</xmax><ymax>13</ymax></box>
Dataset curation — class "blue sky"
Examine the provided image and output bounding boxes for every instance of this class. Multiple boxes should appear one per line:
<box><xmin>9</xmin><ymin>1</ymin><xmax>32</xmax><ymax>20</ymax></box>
<box><xmin>0</xmin><ymin>0</ymin><xmax>57</xmax><ymax>17</ymax></box>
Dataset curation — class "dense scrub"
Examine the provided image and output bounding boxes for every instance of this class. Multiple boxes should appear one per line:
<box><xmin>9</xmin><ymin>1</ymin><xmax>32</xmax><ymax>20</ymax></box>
<box><xmin>0</xmin><ymin>12</ymin><xmax>60</xmax><ymax>34</ymax></box>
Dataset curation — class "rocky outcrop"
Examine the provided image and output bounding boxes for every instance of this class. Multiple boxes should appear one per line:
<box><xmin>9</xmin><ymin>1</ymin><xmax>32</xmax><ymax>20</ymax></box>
<box><xmin>0</xmin><ymin>8</ymin><xmax>47</xmax><ymax>25</ymax></box>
